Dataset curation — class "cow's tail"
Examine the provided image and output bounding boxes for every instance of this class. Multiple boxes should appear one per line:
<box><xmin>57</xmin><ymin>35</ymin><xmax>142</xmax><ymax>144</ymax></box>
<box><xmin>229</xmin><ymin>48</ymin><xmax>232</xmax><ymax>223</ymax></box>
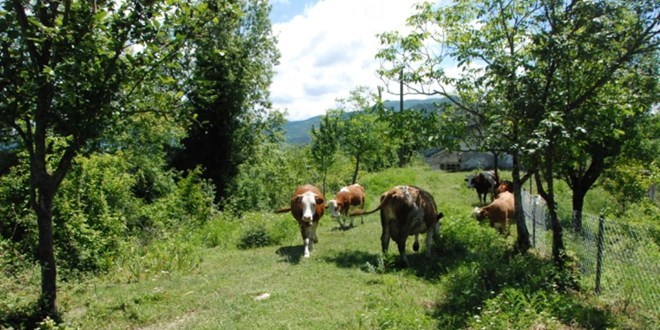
<box><xmin>349</xmin><ymin>204</ymin><xmax>382</xmax><ymax>217</ymax></box>
<box><xmin>274</xmin><ymin>207</ymin><xmax>291</xmax><ymax>214</ymax></box>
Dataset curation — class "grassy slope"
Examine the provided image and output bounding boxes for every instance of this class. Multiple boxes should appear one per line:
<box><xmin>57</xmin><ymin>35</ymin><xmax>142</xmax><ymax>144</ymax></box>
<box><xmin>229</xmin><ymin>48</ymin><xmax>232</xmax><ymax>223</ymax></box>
<box><xmin>63</xmin><ymin>166</ymin><xmax>459</xmax><ymax>329</ymax></box>
<box><xmin>52</xmin><ymin>166</ymin><xmax>648</xmax><ymax>329</ymax></box>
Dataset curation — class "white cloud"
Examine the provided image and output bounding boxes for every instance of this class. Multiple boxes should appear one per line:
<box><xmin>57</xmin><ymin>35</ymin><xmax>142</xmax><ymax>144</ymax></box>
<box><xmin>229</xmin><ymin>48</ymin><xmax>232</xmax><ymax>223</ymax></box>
<box><xmin>270</xmin><ymin>0</ymin><xmax>426</xmax><ymax>121</ymax></box>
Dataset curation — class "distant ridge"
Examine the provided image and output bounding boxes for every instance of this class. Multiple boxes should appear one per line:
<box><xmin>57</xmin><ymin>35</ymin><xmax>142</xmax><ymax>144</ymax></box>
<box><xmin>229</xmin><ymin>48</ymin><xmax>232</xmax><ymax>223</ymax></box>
<box><xmin>283</xmin><ymin>98</ymin><xmax>446</xmax><ymax>145</ymax></box>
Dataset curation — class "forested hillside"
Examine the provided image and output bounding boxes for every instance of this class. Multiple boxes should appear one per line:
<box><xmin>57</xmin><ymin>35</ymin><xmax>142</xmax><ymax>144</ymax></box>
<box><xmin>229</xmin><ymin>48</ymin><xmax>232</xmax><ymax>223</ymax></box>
<box><xmin>284</xmin><ymin>98</ymin><xmax>445</xmax><ymax>145</ymax></box>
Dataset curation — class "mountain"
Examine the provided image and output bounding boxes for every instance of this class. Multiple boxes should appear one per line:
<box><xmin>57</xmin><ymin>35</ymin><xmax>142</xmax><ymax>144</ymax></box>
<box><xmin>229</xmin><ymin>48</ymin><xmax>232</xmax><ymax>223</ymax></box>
<box><xmin>283</xmin><ymin>98</ymin><xmax>447</xmax><ymax>145</ymax></box>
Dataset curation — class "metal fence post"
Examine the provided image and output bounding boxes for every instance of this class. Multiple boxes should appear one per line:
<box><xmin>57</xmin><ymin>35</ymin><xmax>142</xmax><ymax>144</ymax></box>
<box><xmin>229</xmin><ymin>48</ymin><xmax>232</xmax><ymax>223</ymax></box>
<box><xmin>595</xmin><ymin>215</ymin><xmax>605</xmax><ymax>294</ymax></box>
<box><xmin>532</xmin><ymin>198</ymin><xmax>536</xmax><ymax>247</ymax></box>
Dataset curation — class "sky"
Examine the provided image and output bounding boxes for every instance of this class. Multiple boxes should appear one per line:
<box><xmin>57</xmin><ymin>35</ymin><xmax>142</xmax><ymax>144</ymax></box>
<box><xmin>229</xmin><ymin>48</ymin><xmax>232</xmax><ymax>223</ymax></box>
<box><xmin>268</xmin><ymin>0</ymin><xmax>429</xmax><ymax>121</ymax></box>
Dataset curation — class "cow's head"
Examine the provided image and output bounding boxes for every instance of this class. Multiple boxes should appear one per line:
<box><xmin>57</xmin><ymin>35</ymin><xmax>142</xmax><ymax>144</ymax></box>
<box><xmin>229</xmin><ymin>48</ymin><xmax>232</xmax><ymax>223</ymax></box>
<box><xmin>472</xmin><ymin>207</ymin><xmax>485</xmax><ymax>221</ymax></box>
<box><xmin>472</xmin><ymin>207</ymin><xmax>490</xmax><ymax>222</ymax></box>
<box><xmin>326</xmin><ymin>199</ymin><xmax>342</xmax><ymax>218</ymax></box>
<box><xmin>465</xmin><ymin>174</ymin><xmax>476</xmax><ymax>188</ymax></box>
<box><xmin>296</xmin><ymin>191</ymin><xmax>323</xmax><ymax>223</ymax></box>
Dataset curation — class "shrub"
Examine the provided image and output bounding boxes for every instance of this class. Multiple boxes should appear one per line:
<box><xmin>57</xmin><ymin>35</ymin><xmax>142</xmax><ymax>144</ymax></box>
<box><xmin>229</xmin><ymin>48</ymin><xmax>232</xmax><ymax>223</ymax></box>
<box><xmin>236</xmin><ymin>212</ymin><xmax>298</xmax><ymax>249</ymax></box>
<box><xmin>238</xmin><ymin>225</ymin><xmax>273</xmax><ymax>249</ymax></box>
<box><xmin>191</xmin><ymin>212</ymin><xmax>242</xmax><ymax>249</ymax></box>
<box><xmin>54</xmin><ymin>154</ymin><xmax>137</xmax><ymax>276</ymax></box>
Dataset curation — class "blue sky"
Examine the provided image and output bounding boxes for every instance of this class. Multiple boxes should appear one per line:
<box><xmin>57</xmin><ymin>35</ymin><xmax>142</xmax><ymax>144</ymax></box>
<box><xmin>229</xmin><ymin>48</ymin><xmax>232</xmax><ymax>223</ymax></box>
<box><xmin>267</xmin><ymin>0</ymin><xmax>435</xmax><ymax>121</ymax></box>
<box><xmin>269</xmin><ymin>0</ymin><xmax>312</xmax><ymax>24</ymax></box>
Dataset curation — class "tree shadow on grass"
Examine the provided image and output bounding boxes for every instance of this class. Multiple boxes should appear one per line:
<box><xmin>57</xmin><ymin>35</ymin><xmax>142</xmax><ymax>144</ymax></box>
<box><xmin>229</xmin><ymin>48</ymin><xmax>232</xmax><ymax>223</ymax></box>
<box><xmin>275</xmin><ymin>245</ymin><xmax>304</xmax><ymax>265</ymax></box>
<box><xmin>322</xmin><ymin>250</ymin><xmax>379</xmax><ymax>269</ymax></box>
<box><xmin>0</xmin><ymin>300</ymin><xmax>56</xmax><ymax>330</ymax></box>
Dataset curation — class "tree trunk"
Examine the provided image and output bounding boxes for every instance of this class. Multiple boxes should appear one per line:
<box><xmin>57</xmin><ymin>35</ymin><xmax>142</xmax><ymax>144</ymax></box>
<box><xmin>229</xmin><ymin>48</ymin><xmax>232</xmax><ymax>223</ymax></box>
<box><xmin>535</xmin><ymin>173</ymin><xmax>565</xmax><ymax>267</ymax></box>
<box><xmin>566</xmin><ymin>155</ymin><xmax>604</xmax><ymax>233</ymax></box>
<box><xmin>512</xmin><ymin>150</ymin><xmax>531</xmax><ymax>253</ymax></box>
<box><xmin>571</xmin><ymin>187</ymin><xmax>586</xmax><ymax>232</ymax></box>
<box><xmin>492</xmin><ymin>150</ymin><xmax>499</xmax><ymax>178</ymax></box>
<box><xmin>352</xmin><ymin>155</ymin><xmax>360</xmax><ymax>184</ymax></box>
<box><xmin>29</xmin><ymin>141</ymin><xmax>76</xmax><ymax>319</ymax></box>
<box><xmin>32</xmin><ymin>178</ymin><xmax>58</xmax><ymax>318</ymax></box>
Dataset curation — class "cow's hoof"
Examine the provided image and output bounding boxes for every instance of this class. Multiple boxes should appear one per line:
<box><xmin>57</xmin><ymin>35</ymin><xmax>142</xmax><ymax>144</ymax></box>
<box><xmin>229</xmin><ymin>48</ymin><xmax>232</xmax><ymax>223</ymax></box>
<box><xmin>413</xmin><ymin>242</ymin><xmax>420</xmax><ymax>252</ymax></box>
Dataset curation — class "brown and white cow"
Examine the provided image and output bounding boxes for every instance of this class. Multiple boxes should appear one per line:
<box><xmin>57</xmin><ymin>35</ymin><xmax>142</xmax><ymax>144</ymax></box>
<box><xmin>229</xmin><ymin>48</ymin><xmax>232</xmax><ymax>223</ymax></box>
<box><xmin>326</xmin><ymin>183</ymin><xmax>365</xmax><ymax>229</ymax></box>
<box><xmin>465</xmin><ymin>170</ymin><xmax>499</xmax><ymax>204</ymax></box>
<box><xmin>473</xmin><ymin>190</ymin><xmax>515</xmax><ymax>235</ymax></box>
<box><xmin>275</xmin><ymin>184</ymin><xmax>325</xmax><ymax>258</ymax></box>
<box><xmin>495</xmin><ymin>180</ymin><xmax>513</xmax><ymax>196</ymax></box>
<box><xmin>352</xmin><ymin>185</ymin><xmax>443</xmax><ymax>267</ymax></box>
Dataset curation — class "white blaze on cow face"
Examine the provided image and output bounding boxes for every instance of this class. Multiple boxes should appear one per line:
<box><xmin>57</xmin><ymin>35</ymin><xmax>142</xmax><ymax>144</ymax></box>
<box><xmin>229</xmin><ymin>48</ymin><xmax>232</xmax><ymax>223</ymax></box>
<box><xmin>299</xmin><ymin>191</ymin><xmax>318</xmax><ymax>222</ymax></box>
<box><xmin>327</xmin><ymin>199</ymin><xmax>341</xmax><ymax>218</ymax></box>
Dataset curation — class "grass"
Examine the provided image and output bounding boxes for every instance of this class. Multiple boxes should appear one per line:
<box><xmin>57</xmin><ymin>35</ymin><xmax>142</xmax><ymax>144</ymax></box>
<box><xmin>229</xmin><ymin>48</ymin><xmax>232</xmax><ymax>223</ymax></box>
<box><xmin>60</xmin><ymin>216</ymin><xmax>443</xmax><ymax>329</ymax></box>
<box><xmin>3</xmin><ymin>165</ymin><xmax>656</xmax><ymax>329</ymax></box>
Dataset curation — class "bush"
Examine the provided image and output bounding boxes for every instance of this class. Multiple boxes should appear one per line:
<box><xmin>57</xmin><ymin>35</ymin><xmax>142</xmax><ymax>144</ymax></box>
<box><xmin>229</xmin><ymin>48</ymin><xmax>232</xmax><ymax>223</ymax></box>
<box><xmin>238</xmin><ymin>225</ymin><xmax>273</xmax><ymax>249</ymax></box>
<box><xmin>225</xmin><ymin>143</ymin><xmax>318</xmax><ymax>213</ymax></box>
<box><xmin>54</xmin><ymin>154</ymin><xmax>137</xmax><ymax>276</ymax></box>
<box><xmin>237</xmin><ymin>212</ymin><xmax>298</xmax><ymax>249</ymax></box>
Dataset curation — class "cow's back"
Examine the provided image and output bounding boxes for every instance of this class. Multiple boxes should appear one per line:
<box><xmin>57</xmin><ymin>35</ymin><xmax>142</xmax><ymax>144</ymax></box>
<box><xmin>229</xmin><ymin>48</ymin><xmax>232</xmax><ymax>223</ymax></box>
<box><xmin>481</xmin><ymin>191</ymin><xmax>515</xmax><ymax>221</ymax></box>
<box><xmin>345</xmin><ymin>184</ymin><xmax>365</xmax><ymax>206</ymax></box>
<box><xmin>381</xmin><ymin>186</ymin><xmax>437</xmax><ymax>236</ymax></box>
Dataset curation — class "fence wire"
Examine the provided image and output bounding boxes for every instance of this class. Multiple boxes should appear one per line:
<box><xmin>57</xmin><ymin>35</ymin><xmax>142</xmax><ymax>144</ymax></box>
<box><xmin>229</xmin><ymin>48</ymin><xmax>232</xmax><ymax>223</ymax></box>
<box><xmin>521</xmin><ymin>189</ymin><xmax>548</xmax><ymax>256</ymax></box>
<box><xmin>565</xmin><ymin>214</ymin><xmax>660</xmax><ymax>315</ymax></box>
<box><xmin>519</xmin><ymin>192</ymin><xmax>658</xmax><ymax>316</ymax></box>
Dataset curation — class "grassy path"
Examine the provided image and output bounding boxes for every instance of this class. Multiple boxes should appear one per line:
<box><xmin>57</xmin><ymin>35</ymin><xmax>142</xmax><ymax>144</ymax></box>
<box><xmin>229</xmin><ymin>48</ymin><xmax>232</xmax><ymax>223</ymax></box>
<box><xmin>61</xmin><ymin>167</ymin><xmax>475</xmax><ymax>329</ymax></box>
<box><xmin>64</xmin><ymin>216</ymin><xmax>446</xmax><ymax>329</ymax></box>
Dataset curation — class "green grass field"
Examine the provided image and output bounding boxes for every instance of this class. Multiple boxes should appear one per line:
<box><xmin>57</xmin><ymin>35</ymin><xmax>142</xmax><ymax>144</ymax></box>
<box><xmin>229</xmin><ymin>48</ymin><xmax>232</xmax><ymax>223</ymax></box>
<box><xmin>61</xmin><ymin>166</ymin><xmax>461</xmax><ymax>329</ymax></box>
<box><xmin>4</xmin><ymin>166</ymin><xmax>656</xmax><ymax>329</ymax></box>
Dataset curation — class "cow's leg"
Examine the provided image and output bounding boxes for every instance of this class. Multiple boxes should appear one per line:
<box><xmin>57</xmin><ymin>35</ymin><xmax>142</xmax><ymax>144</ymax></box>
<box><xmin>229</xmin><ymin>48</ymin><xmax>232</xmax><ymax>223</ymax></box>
<box><xmin>312</xmin><ymin>222</ymin><xmax>319</xmax><ymax>243</ymax></box>
<box><xmin>301</xmin><ymin>225</ymin><xmax>313</xmax><ymax>257</ymax></box>
<box><xmin>380</xmin><ymin>218</ymin><xmax>390</xmax><ymax>254</ymax></box>
<box><xmin>360</xmin><ymin>201</ymin><xmax>365</xmax><ymax>224</ymax></box>
<box><xmin>348</xmin><ymin>213</ymin><xmax>355</xmax><ymax>228</ymax></box>
<box><xmin>424</xmin><ymin>223</ymin><xmax>439</xmax><ymax>258</ymax></box>
<box><xmin>336</xmin><ymin>216</ymin><xmax>345</xmax><ymax>229</ymax></box>
<box><xmin>396</xmin><ymin>237</ymin><xmax>409</xmax><ymax>267</ymax></box>
<box><xmin>303</xmin><ymin>238</ymin><xmax>311</xmax><ymax>257</ymax></box>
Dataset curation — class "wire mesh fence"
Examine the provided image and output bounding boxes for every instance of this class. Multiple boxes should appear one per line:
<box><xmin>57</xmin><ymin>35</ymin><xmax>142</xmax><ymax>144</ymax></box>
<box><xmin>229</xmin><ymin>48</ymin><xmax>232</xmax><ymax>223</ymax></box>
<box><xmin>520</xmin><ymin>191</ymin><xmax>659</xmax><ymax>316</ymax></box>
<box><xmin>565</xmin><ymin>214</ymin><xmax>660</xmax><ymax>315</ymax></box>
<box><xmin>521</xmin><ymin>189</ymin><xmax>548</xmax><ymax>256</ymax></box>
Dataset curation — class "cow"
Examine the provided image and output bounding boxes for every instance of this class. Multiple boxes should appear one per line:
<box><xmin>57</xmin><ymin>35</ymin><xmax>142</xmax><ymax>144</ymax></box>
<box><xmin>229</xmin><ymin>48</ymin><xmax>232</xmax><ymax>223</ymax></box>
<box><xmin>473</xmin><ymin>191</ymin><xmax>515</xmax><ymax>235</ymax></box>
<box><xmin>465</xmin><ymin>170</ymin><xmax>499</xmax><ymax>204</ymax></box>
<box><xmin>275</xmin><ymin>184</ymin><xmax>325</xmax><ymax>258</ymax></box>
<box><xmin>351</xmin><ymin>185</ymin><xmax>443</xmax><ymax>267</ymax></box>
<box><xmin>326</xmin><ymin>183</ymin><xmax>366</xmax><ymax>229</ymax></box>
<box><xmin>495</xmin><ymin>180</ymin><xmax>513</xmax><ymax>196</ymax></box>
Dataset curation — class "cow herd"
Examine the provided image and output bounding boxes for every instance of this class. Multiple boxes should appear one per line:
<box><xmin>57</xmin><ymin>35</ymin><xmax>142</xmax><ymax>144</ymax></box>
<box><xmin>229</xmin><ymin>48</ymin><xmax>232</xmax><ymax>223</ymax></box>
<box><xmin>275</xmin><ymin>171</ymin><xmax>515</xmax><ymax>266</ymax></box>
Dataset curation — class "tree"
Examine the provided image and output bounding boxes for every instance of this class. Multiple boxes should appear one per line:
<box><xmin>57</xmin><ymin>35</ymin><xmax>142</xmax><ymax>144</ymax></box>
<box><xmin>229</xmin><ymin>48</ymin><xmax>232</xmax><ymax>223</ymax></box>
<box><xmin>376</xmin><ymin>101</ymin><xmax>439</xmax><ymax>167</ymax></box>
<box><xmin>601</xmin><ymin>111</ymin><xmax>660</xmax><ymax>213</ymax></box>
<box><xmin>334</xmin><ymin>88</ymin><xmax>393</xmax><ymax>184</ymax></box>
<box><xmin>311</xmin><ymin>111</ymin><xmax>341</xmax><ymax>193</ymax></box>
<box><xmin>536</xmin><ymin>0</ymin><xmax>660</xmax><ymax>231</ymax></box>
<box><xmin>377</xmin><ymin>0</ymin><xmax>659</xmax><ymax>264</ymax></box>
<box><xmin>377</xmin><ymin>0</ymin><xmax>538</xmax><ymax>253</ymax></box>
<box><xmin>170</xmin><ymin>0</ymin><xmax>280</xmax><ymax>202</ymax></box>
<box><xmin>0</xmin><ymin>0</ymin><xmax>195</xmax><ymax>317</ymax></box>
